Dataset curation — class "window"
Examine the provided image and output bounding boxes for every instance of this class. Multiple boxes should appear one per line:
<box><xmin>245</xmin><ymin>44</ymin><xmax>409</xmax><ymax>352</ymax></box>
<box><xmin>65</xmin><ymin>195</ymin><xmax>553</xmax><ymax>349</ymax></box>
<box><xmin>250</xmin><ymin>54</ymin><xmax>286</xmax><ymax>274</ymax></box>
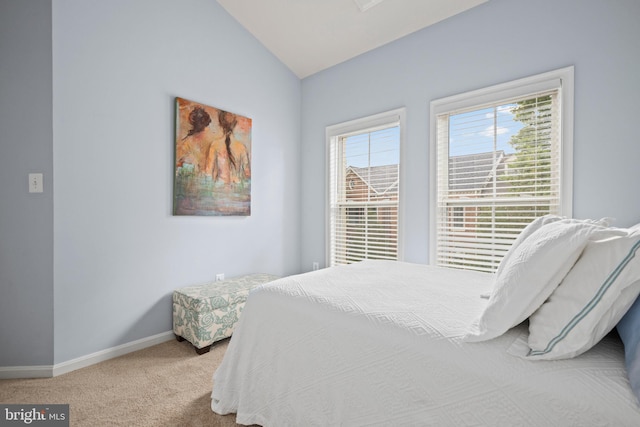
<box><xmin>452</xmin><ymin>206</ymin><xmax>464</xmax><ymax>229</ymax></box>
<box><xmin>327</xmin><ymin>109</ymin><xmax>405</xmax><ymax>266</ymax></box>
<box><xmin>430</xmin><ymin>67</ymin><xmax>574</xmax><ymax>272</ymax></box>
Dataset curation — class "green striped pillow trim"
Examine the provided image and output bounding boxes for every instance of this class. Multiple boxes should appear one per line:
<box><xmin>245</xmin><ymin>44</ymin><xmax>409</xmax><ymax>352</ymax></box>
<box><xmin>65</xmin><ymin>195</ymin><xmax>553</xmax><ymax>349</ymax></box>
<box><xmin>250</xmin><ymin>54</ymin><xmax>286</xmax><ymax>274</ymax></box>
<box><xmin>529</xmin><ymin>239</ymin><xmax>640</xmax><ymax>356</ymax></box>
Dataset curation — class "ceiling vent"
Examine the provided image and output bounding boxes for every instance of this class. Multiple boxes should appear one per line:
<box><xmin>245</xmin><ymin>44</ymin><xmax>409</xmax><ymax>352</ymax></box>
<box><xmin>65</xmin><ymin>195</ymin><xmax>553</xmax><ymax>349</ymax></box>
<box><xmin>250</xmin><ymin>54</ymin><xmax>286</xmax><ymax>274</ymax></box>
<box><xmin>353</xmin><ymin>0</ymin><xmax>385</xmax><ymax>12</ymax></box>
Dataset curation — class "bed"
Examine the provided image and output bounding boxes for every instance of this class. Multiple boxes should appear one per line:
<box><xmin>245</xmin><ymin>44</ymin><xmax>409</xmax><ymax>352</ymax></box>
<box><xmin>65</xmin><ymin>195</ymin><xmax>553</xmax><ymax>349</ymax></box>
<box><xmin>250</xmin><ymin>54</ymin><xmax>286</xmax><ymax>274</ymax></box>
<box><xmin>211</xmin><ymin>218</ymin><xmax>640</xmax><ymax>426</ymax></box>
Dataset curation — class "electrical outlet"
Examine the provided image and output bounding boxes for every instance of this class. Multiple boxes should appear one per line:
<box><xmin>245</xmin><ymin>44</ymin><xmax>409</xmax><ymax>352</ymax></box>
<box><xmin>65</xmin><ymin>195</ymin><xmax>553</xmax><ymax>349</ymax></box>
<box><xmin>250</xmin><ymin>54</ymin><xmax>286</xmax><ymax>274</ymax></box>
<box><xmin>312</xmin><ymin>262</ymin><xmax>319</xmax><ymax>271</ymax></box>
<box><xmin>216</xmin><ymin>273</ymin><xmax>225</xmax><ymax>281</ymax></box>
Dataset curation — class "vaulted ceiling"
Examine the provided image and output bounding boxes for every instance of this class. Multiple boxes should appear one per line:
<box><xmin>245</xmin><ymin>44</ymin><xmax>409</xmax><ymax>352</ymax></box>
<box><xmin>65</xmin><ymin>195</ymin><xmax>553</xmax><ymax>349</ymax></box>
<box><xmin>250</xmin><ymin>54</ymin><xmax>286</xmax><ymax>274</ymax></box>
<box><xmin>216</xmin><ymin>0</ymin><xmax>488</xmax><ymax>78</ymax></box>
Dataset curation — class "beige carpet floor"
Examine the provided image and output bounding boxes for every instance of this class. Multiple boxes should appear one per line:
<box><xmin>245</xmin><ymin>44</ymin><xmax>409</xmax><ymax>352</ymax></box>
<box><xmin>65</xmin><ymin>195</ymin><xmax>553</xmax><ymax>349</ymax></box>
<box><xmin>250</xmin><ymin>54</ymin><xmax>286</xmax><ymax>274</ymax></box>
<box><xmin>0</xmin><ymin>338</ymin><xmax>245</xmax><ymax>426</ymax></box>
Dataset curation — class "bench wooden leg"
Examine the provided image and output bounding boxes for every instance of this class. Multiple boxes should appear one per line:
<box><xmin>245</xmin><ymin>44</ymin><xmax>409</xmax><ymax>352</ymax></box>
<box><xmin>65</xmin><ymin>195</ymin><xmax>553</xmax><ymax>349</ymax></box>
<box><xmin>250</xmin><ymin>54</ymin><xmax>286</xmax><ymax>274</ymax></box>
<box><xmin>195</xmin><ymin>344</ymin><xmax>212</xmax><ymax>355</ymax></box>
<box><xmin>175</xmin><ymin>334</ymin><xmax>185</xmax><ymax>342</ymax></box>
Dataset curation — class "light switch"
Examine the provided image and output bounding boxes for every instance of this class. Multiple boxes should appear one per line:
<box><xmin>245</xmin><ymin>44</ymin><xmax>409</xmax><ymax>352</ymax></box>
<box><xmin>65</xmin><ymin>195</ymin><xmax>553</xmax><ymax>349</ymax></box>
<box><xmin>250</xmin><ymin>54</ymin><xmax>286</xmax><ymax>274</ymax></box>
<box><xmin>29</xmin><ymin>173</ymin><xmax>43</xmax><ymax>193</ymax></box>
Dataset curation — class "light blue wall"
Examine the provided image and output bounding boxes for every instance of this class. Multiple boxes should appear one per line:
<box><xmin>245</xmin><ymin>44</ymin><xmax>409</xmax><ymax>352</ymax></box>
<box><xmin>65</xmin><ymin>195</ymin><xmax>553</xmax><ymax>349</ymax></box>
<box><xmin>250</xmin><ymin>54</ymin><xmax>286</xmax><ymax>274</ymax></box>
<box><xmin>0</xmin><ymin>0</ymin><xmax>54</xmax><ymax>366</ymax></box>
<box><xmin>300</xmin><ymin>0</ymin><xmax>640</xmax><ymax>270</ymax></box>
<box><xmin>51</xmin><ymin>0</ymin><xmax>301</xmax><ymax>363</ymax></box>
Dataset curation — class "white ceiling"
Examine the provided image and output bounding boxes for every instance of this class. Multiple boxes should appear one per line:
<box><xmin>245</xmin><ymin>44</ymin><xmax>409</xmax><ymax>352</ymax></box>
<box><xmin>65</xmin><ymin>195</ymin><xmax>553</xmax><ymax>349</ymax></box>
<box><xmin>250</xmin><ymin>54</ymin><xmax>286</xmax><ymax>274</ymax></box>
<box><xmin>216</xmin><ymin>0</ymin><xmax>488</xmax><ymax>78</ymax></box>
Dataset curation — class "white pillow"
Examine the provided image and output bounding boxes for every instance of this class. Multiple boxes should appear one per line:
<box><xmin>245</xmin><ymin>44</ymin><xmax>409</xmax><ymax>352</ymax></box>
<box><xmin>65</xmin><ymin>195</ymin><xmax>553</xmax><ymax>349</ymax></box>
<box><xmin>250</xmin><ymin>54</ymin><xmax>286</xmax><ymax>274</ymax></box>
<box><xmin>493</xmin><ymin>215</ymin><xmax>611</xmax><ymax>287</ymax></box>
<box><xmin>525</xmin><ymin>229</ymin><xmax>640</xmax><ymax>359</ymax></box>
<box><xmin>494</xmin><ymin>214</ymin><xmax>564</xmax><ymax>278</ymax></box>
<box><xmin>463</xmin><ymin>220</ymin><xmax>616</xmax><ymax>342</ymax></box>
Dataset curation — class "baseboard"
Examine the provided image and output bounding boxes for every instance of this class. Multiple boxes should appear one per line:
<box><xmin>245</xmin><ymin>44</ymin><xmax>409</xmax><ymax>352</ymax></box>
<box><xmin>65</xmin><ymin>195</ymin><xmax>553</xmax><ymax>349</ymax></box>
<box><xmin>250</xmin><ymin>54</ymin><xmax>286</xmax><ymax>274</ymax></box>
<box><xmin>0</xmin><ymin>365</ymin><xmax>53</xmax><ymax>379</ymax></box>
<box><xmin>52</xmin><ymin>330</ymin><xmax>175</xmax><ymax>377</ymax></box>
<box><xmin>0</xmin><ymin>330</ymin><xmax>175</xmax><ymax>379</ymax></box>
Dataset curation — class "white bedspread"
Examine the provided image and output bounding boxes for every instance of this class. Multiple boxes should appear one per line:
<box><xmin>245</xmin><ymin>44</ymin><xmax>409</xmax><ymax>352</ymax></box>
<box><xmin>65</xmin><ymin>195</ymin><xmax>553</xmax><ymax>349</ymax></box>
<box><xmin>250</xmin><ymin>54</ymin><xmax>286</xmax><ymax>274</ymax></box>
<box><xmin>211</xmin><ymin>260</ymin><xmax>640</xmax><ymax>426</ymax></box>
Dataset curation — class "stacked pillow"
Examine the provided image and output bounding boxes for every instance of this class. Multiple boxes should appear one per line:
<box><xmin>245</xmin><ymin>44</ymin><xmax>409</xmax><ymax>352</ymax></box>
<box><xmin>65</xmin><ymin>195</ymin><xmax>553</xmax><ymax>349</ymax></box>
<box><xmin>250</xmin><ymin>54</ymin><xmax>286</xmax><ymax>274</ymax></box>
<box><xmin>464</xmin><ymin>214</ymin><xmax>640</xmax><ymax>402</ymax></box>
<box><xmin>526</xmin><ymin>228</ymin><xmax>640</xmax><ymax>360</ymax></box>
<box><xmin>492</xmin><ymin>214</ymin><xmax>564</xmax><ymax>278</ymax></box>
<box><xmin>463</xmin><ymin>216</ymin><xmax>617</xmax><ymax>342</ymax></box>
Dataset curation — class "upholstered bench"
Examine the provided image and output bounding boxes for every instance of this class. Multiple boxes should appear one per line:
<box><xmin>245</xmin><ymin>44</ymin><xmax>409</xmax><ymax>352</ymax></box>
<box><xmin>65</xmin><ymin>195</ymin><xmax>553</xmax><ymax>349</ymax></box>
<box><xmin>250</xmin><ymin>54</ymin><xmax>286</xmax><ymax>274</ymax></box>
<box><xmin>173</xmin><ymin>273</ymin><xmax>279</xmax><ymax>354</ymax></box>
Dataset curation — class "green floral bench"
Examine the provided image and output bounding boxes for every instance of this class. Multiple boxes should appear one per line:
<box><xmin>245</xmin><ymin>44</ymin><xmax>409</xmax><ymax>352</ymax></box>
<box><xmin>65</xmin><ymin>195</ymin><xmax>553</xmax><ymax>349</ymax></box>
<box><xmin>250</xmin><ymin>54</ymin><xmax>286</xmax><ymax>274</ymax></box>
<box><xmin>173</xmin><ymin>274</ymin><xmax>279</xmax><ymax>354</ymax></box>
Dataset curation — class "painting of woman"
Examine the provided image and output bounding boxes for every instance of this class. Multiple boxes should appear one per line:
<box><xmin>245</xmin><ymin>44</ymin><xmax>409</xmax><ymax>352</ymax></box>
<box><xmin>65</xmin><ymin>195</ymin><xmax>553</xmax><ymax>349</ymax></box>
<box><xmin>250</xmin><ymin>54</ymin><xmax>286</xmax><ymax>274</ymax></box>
<box><xmin>174</xmin><ymin>98</ymin><xmax>252</xmax><ymax>216</ymax></box>
<box><xmin>206</xmin><ymin>110</ymin><xmax>251</xmax><ymax>186</ymax></box>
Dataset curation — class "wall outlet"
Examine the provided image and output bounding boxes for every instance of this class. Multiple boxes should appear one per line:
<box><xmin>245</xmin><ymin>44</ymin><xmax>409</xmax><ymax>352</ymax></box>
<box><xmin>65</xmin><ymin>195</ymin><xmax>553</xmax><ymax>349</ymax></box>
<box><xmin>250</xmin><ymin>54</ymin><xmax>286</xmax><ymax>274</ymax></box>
<box><xmin>216</xmin><ymin>273</ymin><xmax>225</xmax><ymax>281</ymax></box>
<box><xmin>312</xmin><ymin>262</ymin><xmax>319</xmax><ymax>271</ymax></box>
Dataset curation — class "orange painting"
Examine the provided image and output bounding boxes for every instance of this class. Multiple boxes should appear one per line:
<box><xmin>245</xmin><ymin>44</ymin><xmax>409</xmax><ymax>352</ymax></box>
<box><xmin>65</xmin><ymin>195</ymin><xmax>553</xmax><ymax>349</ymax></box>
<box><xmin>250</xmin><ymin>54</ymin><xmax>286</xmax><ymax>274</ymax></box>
<box><xmin>173</xmin><ymin>97</ymin><xmax>251</xmax><ymax>216</ymax></box>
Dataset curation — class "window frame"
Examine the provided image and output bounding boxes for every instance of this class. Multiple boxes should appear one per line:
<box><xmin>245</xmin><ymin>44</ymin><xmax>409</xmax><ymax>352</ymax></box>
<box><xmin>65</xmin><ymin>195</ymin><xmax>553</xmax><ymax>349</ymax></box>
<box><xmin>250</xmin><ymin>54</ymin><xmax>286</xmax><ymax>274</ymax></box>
<box><xmin>326</xmin><ymin>108</ymin><xmax>406</xmax><ymax>266</ymax></box>
<box><xmin>428</xmin><ymin>67</ymin><xmax>574</xmax><ymax>268</ymax></box>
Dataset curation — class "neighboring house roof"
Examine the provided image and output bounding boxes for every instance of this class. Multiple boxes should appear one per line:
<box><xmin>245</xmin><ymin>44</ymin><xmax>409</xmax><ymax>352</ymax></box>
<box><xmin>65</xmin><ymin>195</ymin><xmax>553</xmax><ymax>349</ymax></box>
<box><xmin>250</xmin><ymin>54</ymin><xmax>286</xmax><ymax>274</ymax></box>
<box><xmin>347</xmin><ymin>151</ymin><xmax>510</xmax><ymax>197</ymax></box>
<box><xmin>347</xmin><ymin>165</ymin><xmax>399</xmax><ymax>196</ymax></box>
<box><xmin>448</xmin><ymin>151</ymin><xmax>506</xmax><ymax>193</ymax></box>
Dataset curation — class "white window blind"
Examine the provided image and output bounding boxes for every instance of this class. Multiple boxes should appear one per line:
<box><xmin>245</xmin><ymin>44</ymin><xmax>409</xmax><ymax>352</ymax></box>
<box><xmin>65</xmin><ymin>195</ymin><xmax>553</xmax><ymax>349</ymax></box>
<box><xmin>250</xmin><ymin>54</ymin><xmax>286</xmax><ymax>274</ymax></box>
<box><xmin>431</xmin><ymin>68</ymin><xmax>573</xmax><ymax>272</ymax></box>
<box><xmin>328</xmin><ymin>113</ymin><xmax>402</xmax><ymax>266</ymax></box>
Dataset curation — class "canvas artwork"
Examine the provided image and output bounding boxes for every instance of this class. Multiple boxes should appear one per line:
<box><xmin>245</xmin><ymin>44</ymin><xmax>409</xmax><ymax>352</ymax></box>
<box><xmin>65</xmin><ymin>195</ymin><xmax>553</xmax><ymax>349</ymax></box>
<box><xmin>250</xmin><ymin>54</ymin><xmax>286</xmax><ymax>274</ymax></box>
<box><xmin>174</xmin><ymin>97</ymin><xmax>252</xmax><ymax>216</ymax></box>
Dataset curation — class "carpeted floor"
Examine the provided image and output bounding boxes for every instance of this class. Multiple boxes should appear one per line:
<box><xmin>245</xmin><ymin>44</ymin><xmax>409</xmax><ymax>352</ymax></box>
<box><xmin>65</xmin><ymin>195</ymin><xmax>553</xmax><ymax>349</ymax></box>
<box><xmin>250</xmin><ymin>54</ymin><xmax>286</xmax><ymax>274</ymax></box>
<box><xmin>0</xmin><ymin>338</ymin><xmax>244</xmax><ymax>426</ymax></box>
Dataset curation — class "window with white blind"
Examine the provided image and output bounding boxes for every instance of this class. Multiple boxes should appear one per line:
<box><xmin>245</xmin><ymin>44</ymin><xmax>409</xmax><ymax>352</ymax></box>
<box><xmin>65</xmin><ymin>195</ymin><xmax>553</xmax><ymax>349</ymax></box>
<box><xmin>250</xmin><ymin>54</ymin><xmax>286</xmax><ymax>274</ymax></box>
<box><xmin>327</xmin><ymin>109</ymin><xmax>405</xmax><ymax>267</ymax></box>
<box><xmin>430</xmin><ymin>67</ymin><xmax>574</xmax><ymax>272</ymax></box>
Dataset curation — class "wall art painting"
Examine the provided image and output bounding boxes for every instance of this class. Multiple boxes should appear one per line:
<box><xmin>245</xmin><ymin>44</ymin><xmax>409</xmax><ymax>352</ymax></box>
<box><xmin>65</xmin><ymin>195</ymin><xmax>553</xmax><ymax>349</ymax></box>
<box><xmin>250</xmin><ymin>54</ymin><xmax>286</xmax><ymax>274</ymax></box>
<box><xmin>173</xmin><ymin>97</ymin><xmax>251</xmax><ymax>216</ymax></box>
